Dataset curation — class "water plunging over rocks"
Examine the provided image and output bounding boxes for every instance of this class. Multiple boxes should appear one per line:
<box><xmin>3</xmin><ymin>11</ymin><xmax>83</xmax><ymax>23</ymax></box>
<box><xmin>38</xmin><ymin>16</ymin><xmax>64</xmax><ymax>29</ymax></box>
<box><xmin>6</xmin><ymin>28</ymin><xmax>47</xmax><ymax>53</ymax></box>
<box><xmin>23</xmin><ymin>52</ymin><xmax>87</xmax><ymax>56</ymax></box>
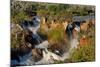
<box><xmin>11</xmin><ymin>15</ymin><xmax>80</xmax><ymax>66</ymax></box>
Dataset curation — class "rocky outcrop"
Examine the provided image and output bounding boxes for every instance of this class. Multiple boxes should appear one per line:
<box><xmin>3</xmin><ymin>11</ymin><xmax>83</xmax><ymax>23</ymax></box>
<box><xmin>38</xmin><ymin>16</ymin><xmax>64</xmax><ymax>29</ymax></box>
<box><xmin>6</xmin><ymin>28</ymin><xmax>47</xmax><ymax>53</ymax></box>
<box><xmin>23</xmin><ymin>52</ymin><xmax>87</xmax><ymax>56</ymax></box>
<box><xmin>32</xmin><ymin>48</ymin><xmax>43</xmax><ymax>62</ymax></box>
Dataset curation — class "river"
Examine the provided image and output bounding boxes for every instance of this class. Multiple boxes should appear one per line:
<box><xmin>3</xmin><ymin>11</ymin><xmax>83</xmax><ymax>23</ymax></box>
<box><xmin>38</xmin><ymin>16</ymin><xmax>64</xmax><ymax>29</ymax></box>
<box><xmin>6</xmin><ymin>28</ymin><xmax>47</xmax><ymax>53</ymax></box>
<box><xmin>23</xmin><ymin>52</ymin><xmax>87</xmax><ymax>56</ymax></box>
<box><xmin>11</xmin><ymin>14</ymin><xmax>94</xmax><ymax>65</ymax></box>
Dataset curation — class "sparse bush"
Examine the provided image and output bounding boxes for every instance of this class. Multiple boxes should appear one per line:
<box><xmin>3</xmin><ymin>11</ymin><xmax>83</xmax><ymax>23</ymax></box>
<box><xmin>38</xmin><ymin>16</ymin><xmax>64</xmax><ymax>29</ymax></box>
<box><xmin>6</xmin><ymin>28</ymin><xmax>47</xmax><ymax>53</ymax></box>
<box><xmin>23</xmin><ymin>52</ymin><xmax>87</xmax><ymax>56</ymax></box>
<box><xmin>69</xmin><ymin>38</ymin><xmax>95</xmax><ymax>62</ymax></box>
<box><xmin>47</xmin><ymin>29</ymin><xmax>64</xmax><ymax>43</ymax></box>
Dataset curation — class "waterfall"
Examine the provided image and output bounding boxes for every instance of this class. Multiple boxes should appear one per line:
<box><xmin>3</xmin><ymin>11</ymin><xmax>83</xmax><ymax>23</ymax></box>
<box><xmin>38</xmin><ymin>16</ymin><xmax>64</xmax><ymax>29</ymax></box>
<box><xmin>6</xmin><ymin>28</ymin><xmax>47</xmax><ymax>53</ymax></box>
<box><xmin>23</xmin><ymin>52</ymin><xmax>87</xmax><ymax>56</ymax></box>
<box><xmin>23</xmin><ymin>21</ymin><xmax>80</xmax><ymax>65</ymax></box>
<box><xmin>11</xmin><ymin>16</ymin><xmax>81</xmax><ymax>66</ymax></box>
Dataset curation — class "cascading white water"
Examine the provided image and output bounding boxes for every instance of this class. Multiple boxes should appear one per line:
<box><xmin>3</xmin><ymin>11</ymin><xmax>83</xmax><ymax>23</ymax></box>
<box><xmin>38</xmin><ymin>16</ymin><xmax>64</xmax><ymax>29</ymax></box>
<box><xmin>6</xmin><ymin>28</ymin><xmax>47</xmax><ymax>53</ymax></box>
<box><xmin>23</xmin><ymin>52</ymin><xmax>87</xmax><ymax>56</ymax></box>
<box><xmin>11</xmin><ymin>15</ymin><xmax>80</xmax><ymax>66</ymax></box>
<box><xmin>11</xmin><ymin>14</ymin><xmax>95</xmax><ymax>66</ymax></box>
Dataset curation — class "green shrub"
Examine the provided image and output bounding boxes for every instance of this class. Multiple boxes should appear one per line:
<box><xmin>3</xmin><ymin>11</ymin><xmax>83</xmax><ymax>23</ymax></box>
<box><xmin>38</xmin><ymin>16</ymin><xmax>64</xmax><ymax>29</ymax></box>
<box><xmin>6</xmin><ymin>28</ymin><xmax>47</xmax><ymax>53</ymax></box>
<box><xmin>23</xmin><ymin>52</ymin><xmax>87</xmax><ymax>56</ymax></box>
<box><xmin>11</xmin><ymin>12</ymin><xmax>29</xmax><ymax>24</ymax></box>
<box><xmin>47</xmin><ymin>29</ymin><xmax>65</xmax><ymax>43</ymax></box>
<box><xmin>69</xmin><ymin>43</ymin><xmax>95</xmax><ymax>62</ymax></box>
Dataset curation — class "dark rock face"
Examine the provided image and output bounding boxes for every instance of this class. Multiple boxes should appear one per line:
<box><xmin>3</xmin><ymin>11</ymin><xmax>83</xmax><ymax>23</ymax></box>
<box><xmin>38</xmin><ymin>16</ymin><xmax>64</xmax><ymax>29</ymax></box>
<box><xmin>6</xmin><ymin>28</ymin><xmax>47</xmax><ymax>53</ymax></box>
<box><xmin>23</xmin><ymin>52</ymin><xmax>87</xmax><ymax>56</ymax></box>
<box><xmin>11</xmin><ymin>49</ymin><xmax>20</xmax><ymax>62</ymax></box>
<box><xmin>48</xmin><ymin>42</ymin><xmax>67</xmax><ymax>57</ymax></box>
<box><xmin>31</xmin><ymin>16</ymin><xmax>40</xmax><ymax>27</ymax></box>
<box><xmin>11</xmin><ymin>15</ymin><xmax>44</xmax><ymax>65</ymax></box>
<box><xmin>65</xmin><ymin>23</ymin><xmax>75</xmax><ymax>39</ymax></box>
<box><xmin>20</xmin><ymin>16</ymin><xmax>40</xmax><ymax>29</ymax></box>
<box><xmin>32</xmin><ymin>48</ymin><xmax>43</xmax><ymax>62</ymax></box>
<box><xmin>20</xmin><ymin>16</ymin><xmax>42</xmax><ymax>48</ymax></box>
<box><xmin>65</xmin><ymin>21</ymin><xmax>86</xmax><ymax>39</ymax></box>
<box><xmin>25</xmin><ymin>34</ymin><xmax>39</xmax><ymax>48</ymax></box>
<box><xmin>11</xmin><ymin>45</ymin><xmax>32</xmax><ymax>63</ymax></box>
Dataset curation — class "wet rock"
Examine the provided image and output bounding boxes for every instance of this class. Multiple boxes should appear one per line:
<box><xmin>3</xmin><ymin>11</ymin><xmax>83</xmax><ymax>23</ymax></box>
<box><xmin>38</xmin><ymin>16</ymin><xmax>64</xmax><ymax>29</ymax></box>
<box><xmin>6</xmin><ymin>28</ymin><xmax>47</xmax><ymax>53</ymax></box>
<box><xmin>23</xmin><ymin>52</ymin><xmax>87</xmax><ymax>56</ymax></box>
<box><xmin>48</xmin><ymin>42</ymin><xmax>68</xmax><ymax>57</ymax></box>
<box><xmin>32</xmin><ymin>48</ymin><xmax>43</xmax><ymax>62</ymax></box>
